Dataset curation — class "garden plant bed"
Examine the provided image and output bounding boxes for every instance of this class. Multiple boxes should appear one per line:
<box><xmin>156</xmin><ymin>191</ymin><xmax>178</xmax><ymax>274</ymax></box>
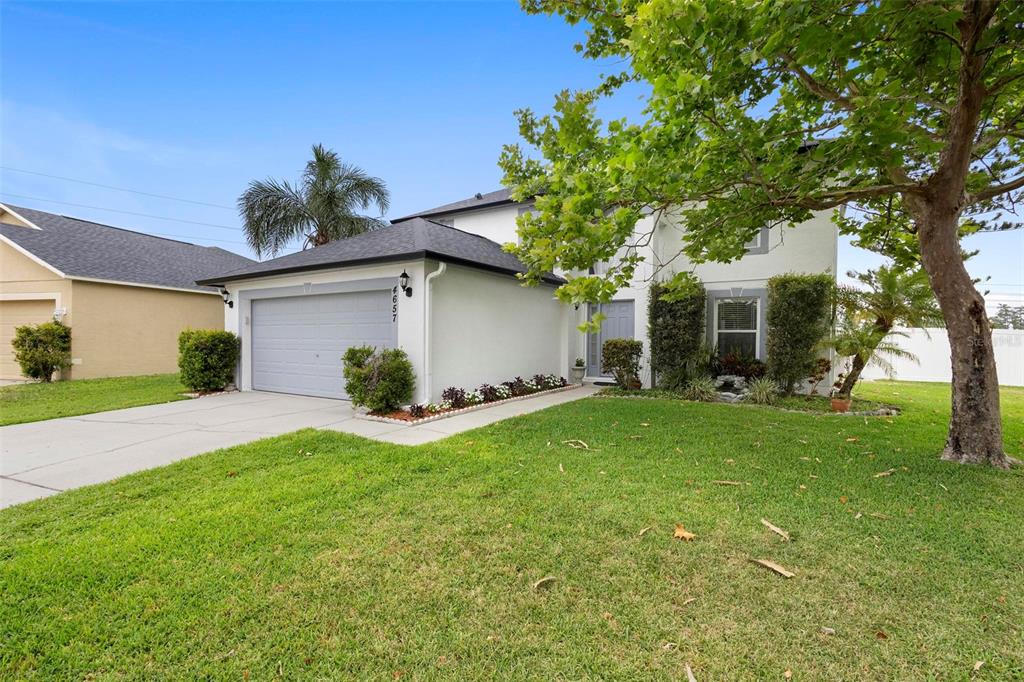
<box><xmin>597</xmin><ymin>387</ymin><xmax>899</xmax><ymax>416</ymax></box>
<box><xmin>361</xmin><ymin>383</ymin><xmax>580</xmax><ymax>425</ymax></box>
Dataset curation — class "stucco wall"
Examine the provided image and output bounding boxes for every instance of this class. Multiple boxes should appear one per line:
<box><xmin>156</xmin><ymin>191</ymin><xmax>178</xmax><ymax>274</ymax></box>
<box><xmin>429</xmin><ymin>264</ymin><xmax>565</xmax><ymax>401</ymax></box>
<box><xmin>70</xmin><ymin>280</ymin><xmax>223</xmax><ymax>379</ymax></box>
<box><xmin>447</xmin><ymin>204</ymin><xmax>523</xmax><ymax>246</ymax></box>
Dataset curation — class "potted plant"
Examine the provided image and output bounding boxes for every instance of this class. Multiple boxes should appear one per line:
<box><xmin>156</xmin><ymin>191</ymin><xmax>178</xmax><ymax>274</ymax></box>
<box><xmin>830</xmin><ymin>371</ymin><xmax>852</xmax><ymax>412</ymax></box>
<box><xmin>570</xmin><ymin>357</ymin><xmax>586</xmax><ymax>384</ymax></box>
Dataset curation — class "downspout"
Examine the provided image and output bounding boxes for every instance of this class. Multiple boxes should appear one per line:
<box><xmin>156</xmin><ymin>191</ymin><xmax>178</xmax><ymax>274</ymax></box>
<box><xmin>422</xmin><ymin>261</ymin><xmax>447</xmax><ymax>403</ymax></box>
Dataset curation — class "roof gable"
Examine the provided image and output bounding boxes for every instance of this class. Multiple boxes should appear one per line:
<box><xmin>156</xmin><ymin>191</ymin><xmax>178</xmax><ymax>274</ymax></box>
<box><xmin>0</xmin><ymin>204</ymin><xmax>254</xmax><ymax>293</ymax></box>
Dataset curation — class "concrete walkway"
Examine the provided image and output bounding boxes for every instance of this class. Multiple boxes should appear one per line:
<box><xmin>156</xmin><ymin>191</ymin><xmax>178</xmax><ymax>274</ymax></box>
<box><xmin>1</xmin><ymin>386</ymin><xmax>597</xmax><ymax>509</ymax></box>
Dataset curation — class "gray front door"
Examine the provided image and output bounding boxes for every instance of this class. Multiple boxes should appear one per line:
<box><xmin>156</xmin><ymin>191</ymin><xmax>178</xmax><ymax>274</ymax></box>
<box><xmin>251</xmin><ymin>290</ymin><xmax>395</xmax><ymax>399</ymax></box>
<box><xmin>587</xmin><ymin>300</ymin><xmax>635</xmax><ymax>377</ymax></box>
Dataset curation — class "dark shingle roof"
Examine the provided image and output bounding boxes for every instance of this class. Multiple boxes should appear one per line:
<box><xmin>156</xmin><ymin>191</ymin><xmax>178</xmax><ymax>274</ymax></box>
<box><xmin>392</xmin><ymin>188</ymin><xmax>515</xmax><ymax>222</ymax></box>
<box><xmin>0</xmin><ymin>204</ymin><xmax>254</xmax><ymax>293</ymax></box>
<box><xmin>198</xmin><ymin>217</ymin><xmax>563</xmax><ymax>286</ymax></box>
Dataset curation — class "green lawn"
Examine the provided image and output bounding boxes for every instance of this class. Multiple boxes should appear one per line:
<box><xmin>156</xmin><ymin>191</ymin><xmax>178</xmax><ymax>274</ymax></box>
<box><xmin>1</xmin><ymin>381</ymin><xmax>1022</xmax><ymax>679</ymax></box>
<box><xmin>0</xmin><ymin>374</ymin><xmax>189</xmax><ymax>426</ymax></box>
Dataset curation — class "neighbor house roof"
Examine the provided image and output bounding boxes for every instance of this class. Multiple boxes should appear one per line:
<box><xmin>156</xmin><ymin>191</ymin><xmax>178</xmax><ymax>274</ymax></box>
<box><xmin>198</xmin><ymin>217</ymin><xmax>563</xmax><ymax>286</ymax></box>
<box><xmin>0</xmin><ymin>203</ymin><xmax>254</xmax><ymax>293</ymax></box>
<box><xmin>392</xmin><ymin>188</ymin><xmax>517</xmax><ymax>222</ymax></box>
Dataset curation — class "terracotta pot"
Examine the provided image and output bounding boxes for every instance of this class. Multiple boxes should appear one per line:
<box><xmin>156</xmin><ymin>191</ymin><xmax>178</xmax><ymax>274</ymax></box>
<box><xmin>831</xmin><ymin>397</ymin><xmax>852</xmax><ymax>413</ymax></box>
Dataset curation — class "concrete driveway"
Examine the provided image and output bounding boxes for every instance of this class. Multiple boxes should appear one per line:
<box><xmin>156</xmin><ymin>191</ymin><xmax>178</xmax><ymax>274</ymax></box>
<box><xmin>0</xmin><ymin>386</ymin><xmax>598</xmax><ymax>509</ymax></box>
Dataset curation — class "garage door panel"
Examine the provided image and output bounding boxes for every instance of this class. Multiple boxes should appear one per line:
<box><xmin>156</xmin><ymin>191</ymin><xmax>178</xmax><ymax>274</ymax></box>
<box><xmin>251</xmin><ymin>290</ymin><xmax>395</xmax><ymax>399</ymax></box>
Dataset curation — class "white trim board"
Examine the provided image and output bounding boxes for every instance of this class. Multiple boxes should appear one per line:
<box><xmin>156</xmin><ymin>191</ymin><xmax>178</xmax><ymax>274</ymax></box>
<box><xmin>0</xmin><ymin>203</ymin><xmax>42</xmax><ymax>230</ymax></box>
<box><xmin>67</xmin><ymin>276</ymin><xmax>219</xmax><ymax>296</ymax></box>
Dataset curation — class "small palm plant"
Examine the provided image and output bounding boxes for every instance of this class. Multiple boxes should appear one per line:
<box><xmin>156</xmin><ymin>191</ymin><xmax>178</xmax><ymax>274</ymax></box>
<box><xmin>823</xmin><ymin>318</ymin><xmax>918</xmax><ymax>398</ymax></box>
<box><xmin>821</xmin><ymin>264</ymin><xmax>941</xmax><ymax>399</ymax></box>
<box><xmin>238</xmin><ymin>144</ymin><xmax>390</xmax><ymax>258</ymax></box>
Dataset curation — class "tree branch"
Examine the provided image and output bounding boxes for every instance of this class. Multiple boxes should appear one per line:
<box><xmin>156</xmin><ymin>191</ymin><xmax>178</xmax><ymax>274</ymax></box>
<box><xmin>970</xmin><ymin>173</ymin><xmax>1024</xmax><ymax>202</ymax></box>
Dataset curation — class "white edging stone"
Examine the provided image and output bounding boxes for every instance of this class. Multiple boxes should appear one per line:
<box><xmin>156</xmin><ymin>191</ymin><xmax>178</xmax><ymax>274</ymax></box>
<box><xmin>357</xmin><ymin>384</ymin><xmax>581</xmax><ymax>426</ymax></box>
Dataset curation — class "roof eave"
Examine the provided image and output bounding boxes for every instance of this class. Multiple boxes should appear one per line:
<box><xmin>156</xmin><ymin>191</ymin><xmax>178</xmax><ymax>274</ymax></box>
<box><xmin>198</xmin><ymin>250</ymin><xmax>564</xmax><ymax>287</ymax></box>
<box><xmin>392</xmin><ymin>197</ymin><xmax>519</xmax><ymax>223</ymax></box>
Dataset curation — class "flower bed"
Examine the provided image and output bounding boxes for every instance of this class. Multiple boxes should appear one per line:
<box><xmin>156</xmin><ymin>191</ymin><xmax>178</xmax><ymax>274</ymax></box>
<box><xmin>361</xmin><ymin>374</ymin><xmax>574</xmax><ymax>425</ymax></box>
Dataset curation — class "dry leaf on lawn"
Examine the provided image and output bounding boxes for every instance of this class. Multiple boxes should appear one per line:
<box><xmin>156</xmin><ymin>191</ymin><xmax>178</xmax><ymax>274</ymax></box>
<box><xmin>784</xmin><ymin>670</ymin><xmax>793</xmax><ymax>680</ymax></box>
<box><xmin>673</xmin><ymin>524</ymin><xmax>697</xmax><ymax>541</ymax></box>
<box><xmin>760</xmin><ymin>518</ymin><xmax>791</xmax><ymax>541</ymax></box>
<box><xmin>875</xmin><ymin>630</ymin><xmax>888</xmax><ymax>640</ymax></box>
<box><xmin>562</xmin><ymin>439</ymin><xmax>591</xmax><ymax>450</ymax></box>
<box><xmin>973</xmin><ymin>661</ymin><xmax>985</xmax><ymax>672</ymax></box>
<box><xmin>638</xmin><ymin>526</ymin><xmax>653</xmax><ymax>537</ymax></box>
<box><xmin>681</xmin><ymin>597</ymin><xmax>697</xmax><ymax>606</ymax></box>
<box><xmin>874</xmin><ymin>469</ymin><xmax>896</xmax><ymax>478</ymax></box>
<box><xmin>685</xmin><ymin>664</ymin><xmax>697</xmax><ymax>682</ymax></box>
<box><xmin>712</xmin><ymin>480</ymin><xmax>743</xmax><ymax>486</ymax></box>
<box><xmin>559</xmin><ymin>463</ymin><xmax>565</xmax><ymax>473</ymax></box>
<box><xmin>663</xmin><ymin>641</ymin><xmax>677</xmax><ymax>651</ymax></box>
<box><xmin>845</xmin><ymin>437</ymin><xmax>860</xmax><ymax>442</ymax></box>
<box><xmin>750</xmin><ymin>558</ymin><xmax>796</xmax><ymax>578</ymax></box>
<box><xmin>532</xmin><ymin>576</ymin><xmax>557</xmax><ymax>591</ymax></box>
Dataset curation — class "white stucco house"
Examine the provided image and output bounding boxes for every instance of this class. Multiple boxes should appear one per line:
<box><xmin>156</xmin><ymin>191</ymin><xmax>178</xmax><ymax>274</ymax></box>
<box><xmin>199</xmin><ymin>189</ymin><xmax>838</xmax><ymax>403</ymax></box>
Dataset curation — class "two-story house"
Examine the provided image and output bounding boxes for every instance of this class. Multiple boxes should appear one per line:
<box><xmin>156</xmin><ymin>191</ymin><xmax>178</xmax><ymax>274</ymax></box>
<box><xmin>201</xmin><ymin>189</ymin><xmax>837</xmax><ymax>403</ymax></box>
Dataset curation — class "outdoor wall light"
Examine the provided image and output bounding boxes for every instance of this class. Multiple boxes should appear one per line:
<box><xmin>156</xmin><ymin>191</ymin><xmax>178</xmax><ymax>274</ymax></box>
<box><xmin>220</xmin><ymin>288</ymin><xmax>234</xmax><ymax>308</ymax></box>
<box><xmin>399</xmin><ymin>270</ymin><xmax>412</xmax><ymax>297</ymax></box>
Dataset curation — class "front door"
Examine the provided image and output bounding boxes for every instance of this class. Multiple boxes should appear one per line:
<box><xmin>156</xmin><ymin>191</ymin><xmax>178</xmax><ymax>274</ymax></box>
<box><xmin>587</xmin><ymin>300</ymin><xmax>635</xmax><ymax>378</ymax></box>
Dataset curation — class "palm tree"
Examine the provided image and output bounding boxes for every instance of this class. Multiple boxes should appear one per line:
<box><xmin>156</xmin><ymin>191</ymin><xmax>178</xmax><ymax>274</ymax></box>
<box><xmin>238</xmin><ymin>144</ymin><xmax>390</xmax><ymax>258</ymax></box>
<box><xmin>823</xmin><ymin>264</ymin><xmax>943</xmax><ymax>398</ymax></box>
<box><xmin>823</xmin><ymin>318</ymin><xmax>919</xmax><ymax>398</ymax></box>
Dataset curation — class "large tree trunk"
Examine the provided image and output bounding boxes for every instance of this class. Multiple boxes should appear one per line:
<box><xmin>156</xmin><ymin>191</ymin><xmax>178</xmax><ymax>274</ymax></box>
<box><xmin>917</xmin><ymin>211</ymin><xmax>1007</xmax><ymax>468</ymax></box>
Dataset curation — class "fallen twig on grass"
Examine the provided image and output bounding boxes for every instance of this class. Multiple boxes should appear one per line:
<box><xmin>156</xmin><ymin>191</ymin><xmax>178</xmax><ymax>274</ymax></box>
<box><xmin>750</xmin><ymin>559</ymin><xmax>795</xmax><ymax>578</ymax></box>
<box><xmin>760</xmin><ymin>518</ymin><xmax>791</xmax><ymax>541</ymax></box>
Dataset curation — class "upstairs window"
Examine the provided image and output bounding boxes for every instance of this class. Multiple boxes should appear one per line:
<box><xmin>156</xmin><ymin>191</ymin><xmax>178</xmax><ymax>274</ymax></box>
<box><xmin>715</xmin><ymin>297</ymin><xmax>759</xmax><ymax>358</ymax></box>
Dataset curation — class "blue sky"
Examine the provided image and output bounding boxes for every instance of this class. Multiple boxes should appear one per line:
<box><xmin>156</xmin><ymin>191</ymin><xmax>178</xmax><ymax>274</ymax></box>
<box><xmin>1</xmin><ymin>1</ymin><xmax>1020</xmax><ymax>306</ymax></box>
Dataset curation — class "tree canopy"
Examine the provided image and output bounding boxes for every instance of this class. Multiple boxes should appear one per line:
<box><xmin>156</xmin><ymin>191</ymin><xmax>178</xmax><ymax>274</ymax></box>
<box><xmin>501</xmin><ymin>0</ymin><xmax>1024</xmax><ymax>299</ymax></box>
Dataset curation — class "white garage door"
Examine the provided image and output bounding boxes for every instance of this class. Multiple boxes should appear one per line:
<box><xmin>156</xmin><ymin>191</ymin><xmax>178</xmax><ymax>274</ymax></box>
<box><xmin>251</xmin><ymin>290</ymin><xmax>396</xmax><ymax>399</ymax></box>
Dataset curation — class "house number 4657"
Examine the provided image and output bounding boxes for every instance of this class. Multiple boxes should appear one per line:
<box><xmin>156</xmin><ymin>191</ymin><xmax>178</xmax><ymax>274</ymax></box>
<box><xmin>392</xmin><ymin>286</ymin><xmax>399</xmax><ymax>322</ymax></box>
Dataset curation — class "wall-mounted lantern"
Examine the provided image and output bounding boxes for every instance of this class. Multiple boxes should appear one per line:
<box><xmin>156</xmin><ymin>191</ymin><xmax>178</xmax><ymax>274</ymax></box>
<box><xmin>399</xmin><ymin>270</ymin><xmax>412</xmax><ymax>297</ymax></box>
<box><xmin>220</xmin><ymin>288</ymin><xmax>234</xmax><ymax>308</ymax></box>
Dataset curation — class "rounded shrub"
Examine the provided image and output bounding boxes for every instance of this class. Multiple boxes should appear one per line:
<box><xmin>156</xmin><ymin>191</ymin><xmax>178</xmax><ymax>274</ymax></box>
<box><xmin>11</xmin><ymin>321</ymin><xmax>72</xmax><ymax>382</ymax></box>
<box><xmin>601</xmin><ymin>338</ymin><xmax>643</xmax><ymax>388</ymax></box>
<box><xmin>342</xmin><ymin>346</ymin><xmax>414</xmax><ymax>412</ymax></box>
<box><xmin>178</xmin><ymin>329</ymin><xmax>240</xmax><ymax>392</ymax></box>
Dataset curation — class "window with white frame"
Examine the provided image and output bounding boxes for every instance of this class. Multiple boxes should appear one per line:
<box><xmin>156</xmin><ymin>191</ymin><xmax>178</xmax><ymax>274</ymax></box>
<box><xmin>715</xmin><ymin>297</ymin><xmax>759</xmax><ymax>358</ymax></box>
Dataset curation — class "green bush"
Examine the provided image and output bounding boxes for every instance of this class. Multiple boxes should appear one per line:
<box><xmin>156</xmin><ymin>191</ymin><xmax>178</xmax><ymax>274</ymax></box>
<box><xmin>648</xmin><ymin>280</ymin><xmax>707</xmax><ymax>389</ymax></box>
<box><xmin>766</xmin><ymin>274</ymin><xmax>833</xmax><ymax>395</ymax></box>
<box><xmin>601</xmin><ymin>338</ymin><xmax>643</xmax><ymax>388</ymax></box>
<box><xmin>178</xmin><ymin>329</ymin><xmax>239</xmax><ymax>392</ymax></box>
<box><xmin>745</xmin><ymin>376</ymin><xmax>779</xmax><ymax>405</ymax></box>
<box><xmin>342</xmin><ymin>346</ymin><xmax>415</xmax><ymax>412</ymax></box>
<box><xmin>681</xmin><ymin>376</ymin><xmax>718</xmax><ymax>402</ymax></box>
<box><xmin>11</xmin><ymin>321</ymin><xmax>72</xmax><ymax>382</ymax></box>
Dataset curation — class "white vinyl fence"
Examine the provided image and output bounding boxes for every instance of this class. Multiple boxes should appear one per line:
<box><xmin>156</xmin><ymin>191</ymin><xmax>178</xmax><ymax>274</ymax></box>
<box><xmin>860</xmin><ymin>327</ymin><xmax>1024</xmax><ymax>387</ymax></box>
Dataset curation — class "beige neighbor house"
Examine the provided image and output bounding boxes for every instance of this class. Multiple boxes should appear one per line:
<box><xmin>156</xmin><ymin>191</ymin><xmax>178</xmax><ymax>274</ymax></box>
<box><xmin>0</xmin><ymin>203</ymin><xmax>253</xmax><ymax>381</ymax></box>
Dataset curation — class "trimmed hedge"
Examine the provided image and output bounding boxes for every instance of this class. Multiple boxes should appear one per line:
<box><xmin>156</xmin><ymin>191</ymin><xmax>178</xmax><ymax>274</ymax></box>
<box><xmin>766</xmin><ymin>274</ymin><xmax>833</xmax><ymax>395</ymax></box>
<box><xmin>602</xmin><ymin>338</ymin><xmax>643</xmax><ymax>388</ymax></box>
<box><xmin>648</xmin><ymin>280</ymin><xmax>707</xmax><ymax>390</ymax></box>
<box><xmin>343</xmin><ymin>346</ymin><xmax>414</xmax><ymax>412</ymax></box>
<box><xmin>178</xmin><ymin>329</ymin><xmax>240</xmax><ymax>392</ymax></box>
<box><xmin>11</xmin><ymin>321</ymin><xmax>72</xmax><ymax>382</ymax></box>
